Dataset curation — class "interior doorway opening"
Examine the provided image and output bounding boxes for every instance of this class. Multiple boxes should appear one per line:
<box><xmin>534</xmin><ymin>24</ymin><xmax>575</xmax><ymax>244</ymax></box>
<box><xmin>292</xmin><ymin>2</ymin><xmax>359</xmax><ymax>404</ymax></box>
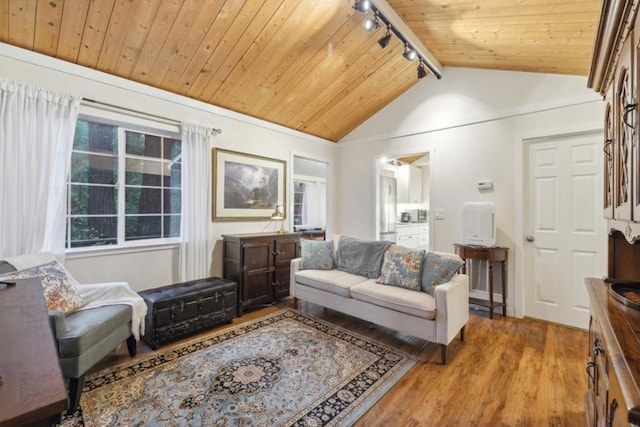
<box><xmin>375</xmin><ymin>152</ymin><xmax>431</xmax><ymax>250</ymax></box>
<box><xmin>293</xmin><ymin>156</ymin><xmax>328</xmax><ymax>240</ymax></box>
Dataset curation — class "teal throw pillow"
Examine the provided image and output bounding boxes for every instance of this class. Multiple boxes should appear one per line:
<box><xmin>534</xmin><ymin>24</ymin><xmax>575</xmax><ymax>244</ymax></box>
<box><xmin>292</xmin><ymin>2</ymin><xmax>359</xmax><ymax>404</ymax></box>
<box><xmin>421</xmin><ymin>252</ymin><xmax>464</xmax><ymax>296</ymax></box>
<box><xmin>300</xmin><ymin>239</ymin><xmax>334</xmax><ymax>270</ymax></box>
<box><xmin>376</xmin><ymin>249</ymin><xmax>425</xmax><ymax>291</ymax></box>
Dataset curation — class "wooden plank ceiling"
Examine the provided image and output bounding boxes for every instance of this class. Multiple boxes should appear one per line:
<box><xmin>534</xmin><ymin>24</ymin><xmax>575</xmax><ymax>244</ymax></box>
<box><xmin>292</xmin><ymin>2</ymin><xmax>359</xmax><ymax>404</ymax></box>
<box><xmin>0</xmin><ymin>0</ymin><xmax>601</xmax><ymax>142</ymax></box>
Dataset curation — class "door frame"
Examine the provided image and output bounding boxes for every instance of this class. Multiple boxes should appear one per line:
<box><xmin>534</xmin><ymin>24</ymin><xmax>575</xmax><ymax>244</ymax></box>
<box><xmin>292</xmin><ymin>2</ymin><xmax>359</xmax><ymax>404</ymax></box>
<box><xmin>372</xmin><ymin>146</ymin><xmax>435</xmax><ymax>244</ymax></box>
<box><xmin>514</xmin><ymin>123</ymin><xmax>603</xmax><ymax>319</ymax></box>
<box><xmin>290</xmin><ymin>153</ymin><xmax>333</xmax><ymax>237</ymax></box>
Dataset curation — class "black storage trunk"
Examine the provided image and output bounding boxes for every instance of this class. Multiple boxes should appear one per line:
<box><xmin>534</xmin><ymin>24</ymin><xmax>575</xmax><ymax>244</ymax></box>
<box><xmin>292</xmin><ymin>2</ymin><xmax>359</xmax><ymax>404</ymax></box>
<box><xmin>139</xmin><ymin>277</ymin><xmax>237</xmax><ymax>349</ymax></box>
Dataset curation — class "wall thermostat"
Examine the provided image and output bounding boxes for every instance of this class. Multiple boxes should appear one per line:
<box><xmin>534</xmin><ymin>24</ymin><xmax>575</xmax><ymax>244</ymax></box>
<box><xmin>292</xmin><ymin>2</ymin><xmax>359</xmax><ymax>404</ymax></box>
<box><xmin>477</xmin><ymin>180</ymin><xmax>493</xmax><ymax>190</ymax></box>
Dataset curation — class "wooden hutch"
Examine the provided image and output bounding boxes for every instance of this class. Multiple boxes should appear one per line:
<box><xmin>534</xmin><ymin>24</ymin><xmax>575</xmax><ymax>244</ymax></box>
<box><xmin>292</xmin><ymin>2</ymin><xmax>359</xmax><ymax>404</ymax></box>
<box><xmin>586</xmin><ymin>1</ymin><xmax>640</xmax><ymax>425</ymax></box>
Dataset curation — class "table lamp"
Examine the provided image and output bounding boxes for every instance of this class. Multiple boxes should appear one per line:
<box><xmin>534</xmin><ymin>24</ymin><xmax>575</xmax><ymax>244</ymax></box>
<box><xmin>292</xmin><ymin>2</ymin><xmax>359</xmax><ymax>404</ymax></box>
<box><xmin>271</xmin><ymin>204</ymin><xmax>287</xmax><ymax>234</ymax></box>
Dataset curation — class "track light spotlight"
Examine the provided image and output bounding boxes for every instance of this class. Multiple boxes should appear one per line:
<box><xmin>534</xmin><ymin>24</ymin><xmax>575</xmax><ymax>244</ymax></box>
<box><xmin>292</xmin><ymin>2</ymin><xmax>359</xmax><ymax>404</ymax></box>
<box><xmin>403</xmin><ymin>45</ymin><xmax>417</xmax><ymax>61</ymax></box>
<box><xmin>352</xmin><ymin>0</ymin><xmax>442</xmax><ymax>79</ymax></box>
<box><xmin>363</xmin><ymin>16</ymin><xmax>379</xmax><ymax>32</ymax></box>
<box><xmin>378</xmin><ymin>27</ymin><xmax>392</xmax><ymax>48</ymax></box>
<box><xmin>354</xmin><ymin>0</ymin><xmax>371</xmax><ymax>12</ymax></box>
<box><xmin>417</xmin><ymin>63</ymin><xmax>427</xmax><ymax>79</ymax></box>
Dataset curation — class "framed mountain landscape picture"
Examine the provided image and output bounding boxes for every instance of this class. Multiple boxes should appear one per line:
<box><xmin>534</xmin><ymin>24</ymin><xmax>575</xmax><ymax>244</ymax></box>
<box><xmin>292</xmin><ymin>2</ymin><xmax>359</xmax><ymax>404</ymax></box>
<box><xmin>212</xmin><ymin>148</ymin><xmax>286</xmax><ymax>221</ymax></box>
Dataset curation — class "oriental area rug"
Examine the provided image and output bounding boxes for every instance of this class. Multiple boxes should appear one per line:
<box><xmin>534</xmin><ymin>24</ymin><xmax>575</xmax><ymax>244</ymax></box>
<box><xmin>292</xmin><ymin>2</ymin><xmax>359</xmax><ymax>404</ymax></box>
<box><xmin>58</xmin><ymin>308</ymin><xmax>417</xmax><ymax>427</ymax></box>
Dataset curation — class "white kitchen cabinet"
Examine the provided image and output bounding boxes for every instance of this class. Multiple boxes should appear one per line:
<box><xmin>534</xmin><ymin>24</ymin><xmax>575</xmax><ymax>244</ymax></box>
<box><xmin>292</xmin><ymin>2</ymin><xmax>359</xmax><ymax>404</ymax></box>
<box><xmin>396</xmin><ymin>224</ymin><xmax>428</xmax><ymax>250</ymax></box>
<box><xmin>418</xmin><ymin>224</ymin><xmax>429</xmax><ymax>250</ymax></box>
<box><xmin>397</xmin><ymin>165</ymin><xmax>422</xmax><ymax>204</ymax></box>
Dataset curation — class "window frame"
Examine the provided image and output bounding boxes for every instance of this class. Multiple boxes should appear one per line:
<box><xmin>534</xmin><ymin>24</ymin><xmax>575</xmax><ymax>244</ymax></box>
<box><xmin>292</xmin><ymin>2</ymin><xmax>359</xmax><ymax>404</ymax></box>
<box><xmin>66</xmin><ymin>110</ymin><xmax>182</xmax><ymax>254</ymax></box>
<box><xmin>293</xmin><ymin>180</ymin><xmax>307</xmax><ymax>228</ymax></box>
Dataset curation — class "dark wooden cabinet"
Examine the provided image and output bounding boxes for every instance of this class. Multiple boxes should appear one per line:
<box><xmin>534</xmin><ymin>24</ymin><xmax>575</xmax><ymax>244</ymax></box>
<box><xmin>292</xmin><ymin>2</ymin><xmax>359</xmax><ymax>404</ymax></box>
<box><xmin>585</xmin><ymin>278</ymin><xmax>640</xmax><ymax>427</ymax></box>
<box><xmin>614</xmin><ymin>35</ymin><xmax>634</xmax><ymax>222</ymax></box>
<box><xmin>604</xmin><ymin>82</ymin><xmax>615</xmax><ymax>219</ymax></box>
<box><xmin>590</xmin><ymin>0</ymin><xmax>639</xmax><ymax>230</ymax></box>
<box><xmin>222</xmin><ymin>232</ymin><xmax>300</xmax><ymax>315</ymax></box>
<box><xmin>589</xmin><ymin>3</ymin><xmax>640</xmax><ymax>425</ymax></box>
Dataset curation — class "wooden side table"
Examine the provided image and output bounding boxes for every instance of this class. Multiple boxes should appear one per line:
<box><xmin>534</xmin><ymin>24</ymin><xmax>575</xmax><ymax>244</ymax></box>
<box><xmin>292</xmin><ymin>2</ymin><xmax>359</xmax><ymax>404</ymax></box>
<box><xmin>454</xmin><ymin>244</ymin><xmax>509</xmax><ymax>319</ymax></box>
<box><xmin>0</xmin><ymin>278</ymin><xmax>67</xmax><ymax>426</ymax></box>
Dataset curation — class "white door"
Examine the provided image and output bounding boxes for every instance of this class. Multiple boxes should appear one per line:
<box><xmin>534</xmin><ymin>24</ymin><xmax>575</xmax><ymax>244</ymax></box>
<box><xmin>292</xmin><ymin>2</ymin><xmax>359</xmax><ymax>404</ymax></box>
<box><xmin>524</xmin><ymin>132</ymin><xmax>606</xmax><ymax>329</ymax></box>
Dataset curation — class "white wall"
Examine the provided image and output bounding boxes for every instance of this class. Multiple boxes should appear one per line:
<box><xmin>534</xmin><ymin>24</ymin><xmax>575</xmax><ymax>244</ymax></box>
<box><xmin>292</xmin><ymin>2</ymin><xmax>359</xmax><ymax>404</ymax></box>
<box><xmin>0</xmin><ymin>43</ymin><xmax>339</xmax><ymax>291</ymax></box>
<box><xmin>337</xmin><ymin>67</ymin><xmax>604</xmax><ymax>317</ymax></box>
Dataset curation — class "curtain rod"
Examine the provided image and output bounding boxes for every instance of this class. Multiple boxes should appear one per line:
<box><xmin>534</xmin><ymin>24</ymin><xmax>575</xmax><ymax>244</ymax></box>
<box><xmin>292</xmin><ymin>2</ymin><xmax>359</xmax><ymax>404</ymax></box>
<box><xmin>81</xmin><ymin>98</ymin><xmax>222</xmax><ymax>135</ymax></box>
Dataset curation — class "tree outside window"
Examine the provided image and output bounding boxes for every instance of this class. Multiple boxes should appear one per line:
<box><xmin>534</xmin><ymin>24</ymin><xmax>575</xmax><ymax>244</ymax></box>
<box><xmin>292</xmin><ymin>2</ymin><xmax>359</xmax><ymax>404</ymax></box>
<box><xmin>66</xmin><ymin>118</ymin><xmax>181</xmax><ymax>249</ymax></box>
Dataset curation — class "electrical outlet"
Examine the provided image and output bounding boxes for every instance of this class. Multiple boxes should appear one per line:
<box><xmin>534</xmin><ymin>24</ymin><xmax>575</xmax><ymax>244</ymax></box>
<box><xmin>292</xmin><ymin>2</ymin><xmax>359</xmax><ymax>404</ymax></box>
<box><xmin>434</xmin><ymin>209</ymin><xmax>445</xmax><ymax>220</ymax></box>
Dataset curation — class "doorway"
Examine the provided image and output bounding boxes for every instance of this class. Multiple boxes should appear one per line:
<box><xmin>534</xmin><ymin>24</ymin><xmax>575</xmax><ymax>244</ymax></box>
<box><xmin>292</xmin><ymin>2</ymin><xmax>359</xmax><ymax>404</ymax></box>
<box><xmin>292</xmin><ymin>156</ymin><xmax>328</xmax><ymax>238</ymax></box>
<box><xmin>375</xmin><ymin>152</ymin><xmax>431</xmax><ymax>249</ymax></box>
<box><xmin>522</xmin><ymin>131</ymin><xmax>606</xmax><ymax>329</ymax></box>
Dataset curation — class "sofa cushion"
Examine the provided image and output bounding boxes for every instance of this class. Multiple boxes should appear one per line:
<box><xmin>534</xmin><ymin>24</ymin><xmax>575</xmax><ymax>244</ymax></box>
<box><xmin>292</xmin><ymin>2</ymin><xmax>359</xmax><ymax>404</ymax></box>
<box><xmin>58</xmin><ymin>304</ymin><xmax>132</xmax><ymax>358</ymax></box>
<box><xmin>0</xmin><ymin>261</ymin><xmax>86</xmax><ymax>314</ymax></box>
<box><xmin>421</xmin><ymin>252</ymin><xmax>465</xmax><ymax>296</ymax></box>
<box><xmin>295</xmin><ymin>269</ymin><xmax>368</xmax><ymax>297</ymax></box>
<box><xmin>300</xmin><ymin>239</ymin><xmax>334</xmax><ymax>270</ymax></box>
<box><xmin>376</xmin><ymin>249</ymin><xmax>425</xmax><ymax>291</ymax></box>
<box><xmin>351</xmin><ymin>281</ymin><xmax>436</xmax><ymax>320</ymax></box>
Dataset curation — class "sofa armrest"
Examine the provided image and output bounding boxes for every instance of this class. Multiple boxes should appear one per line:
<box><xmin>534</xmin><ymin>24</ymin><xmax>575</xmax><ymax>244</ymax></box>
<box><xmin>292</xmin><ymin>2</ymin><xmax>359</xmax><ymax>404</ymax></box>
<box><xmin>434</xmin><ymin>273</ymin><xmax>469</xmax><ymax>345</ymax></box>
<box><xmin>290</xmin><ymin>258</ymin><xmax>301</xmax><ymax>297</ymax></box>
<box><xmin>48</xmin><ymin>310</ymin><xmax>67</xmax><ymax>341</ymax></box>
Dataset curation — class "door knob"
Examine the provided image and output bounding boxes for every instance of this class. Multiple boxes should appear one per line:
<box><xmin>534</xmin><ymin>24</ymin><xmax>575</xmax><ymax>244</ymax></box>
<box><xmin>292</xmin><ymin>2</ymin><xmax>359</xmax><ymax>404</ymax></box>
<box><xmin>526</xmin><ymin>235</ymin><xmax>535</xmax><ymax>242</ymax></box>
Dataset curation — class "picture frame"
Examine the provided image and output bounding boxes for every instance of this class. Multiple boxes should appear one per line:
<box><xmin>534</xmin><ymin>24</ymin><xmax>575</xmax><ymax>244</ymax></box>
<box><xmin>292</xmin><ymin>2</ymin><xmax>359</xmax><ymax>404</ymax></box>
<box><xmin>212</xmin><ymin>148</ymin><xmax>286</xmax><ymax>221</ymax></box>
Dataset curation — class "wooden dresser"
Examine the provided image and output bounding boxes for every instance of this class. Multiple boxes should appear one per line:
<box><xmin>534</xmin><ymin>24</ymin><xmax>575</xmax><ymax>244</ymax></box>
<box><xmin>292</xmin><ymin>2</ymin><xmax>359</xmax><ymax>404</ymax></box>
<box><xmin>0</xmin><ymin>278</ymin><xmax>67</xmax><ymax>426</ymax></box>
<box><xmin>222</xmin><ymin>232</ymin><xmax>300</xmax><ymax>315</ymax></box>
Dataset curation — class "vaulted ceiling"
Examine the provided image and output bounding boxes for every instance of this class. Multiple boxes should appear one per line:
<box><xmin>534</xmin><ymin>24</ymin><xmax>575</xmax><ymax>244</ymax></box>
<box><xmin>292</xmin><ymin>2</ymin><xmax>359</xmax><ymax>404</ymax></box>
<box><xmin>0</xmin><ymin>0</ymin><xmax>601</xmax><ymax>142</ymax></box>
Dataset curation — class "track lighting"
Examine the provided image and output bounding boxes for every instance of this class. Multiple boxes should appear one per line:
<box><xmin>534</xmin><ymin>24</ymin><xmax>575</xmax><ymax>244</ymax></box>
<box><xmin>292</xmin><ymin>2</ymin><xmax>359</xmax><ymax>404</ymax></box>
<box><xmin>364</xmin><ymin>16</ymin><xmax>379</xmax><ymax>32</ymax></box>
<box><xmin>403</xmin><ymin>44</ymin><xmax>417</xmax><ymax>61</ymax></box>
<box><xmin>378</xmin><ymin>27</ymin><xmax>392</xmax><ymax>48</ymax></box>
<box><xmin>352</xmin><ymin>0</ymin><xmax>443</xmax><ymax>79</ymax></box>
<box><xmin>354</xmin><ymin>0</ymin><xmax>371</xmax><ymax>12</ymax></box>
<box><xmin>417</xmin><ymin>62</ymin><xmax>427</xmax><ymax>79</ymax></box>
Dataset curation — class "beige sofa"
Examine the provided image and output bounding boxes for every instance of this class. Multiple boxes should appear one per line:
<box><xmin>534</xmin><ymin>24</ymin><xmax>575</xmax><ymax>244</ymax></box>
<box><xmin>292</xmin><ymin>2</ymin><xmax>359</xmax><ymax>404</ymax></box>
<box><xmin>290</xmin><ymin>237</ymin><xmax>469</xmax><ymax>364</ymax></box>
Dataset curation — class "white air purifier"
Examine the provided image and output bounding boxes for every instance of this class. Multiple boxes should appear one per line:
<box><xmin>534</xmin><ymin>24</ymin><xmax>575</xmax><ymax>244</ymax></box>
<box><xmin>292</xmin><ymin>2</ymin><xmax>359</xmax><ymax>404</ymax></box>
<box><xmin>462</xmin><ymin>202</ymin><xmax>496</xmax><ymax>247</ymax></box>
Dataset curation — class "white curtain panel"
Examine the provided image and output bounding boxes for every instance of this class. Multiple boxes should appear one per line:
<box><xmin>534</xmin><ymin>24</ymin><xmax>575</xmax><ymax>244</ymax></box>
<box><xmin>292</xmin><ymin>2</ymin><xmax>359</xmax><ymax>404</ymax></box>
<box><xmin>179</xmin><ymin>123</ymin><xmax>213</xmax><ymax>282</ymax></box>
<box><xmin>301</xmin><ymin>181</ymin><xmax>327</xmax><ymax>229</ymax></box>
<box><xmin>0</xmin><ymin>79</ymin><xmax>80</xmax><ymax>258</ymax></box>
<box><xmin>302</xmin><ymin>182</ymin><xmax>316</xmax><ymax>227</ymax></box>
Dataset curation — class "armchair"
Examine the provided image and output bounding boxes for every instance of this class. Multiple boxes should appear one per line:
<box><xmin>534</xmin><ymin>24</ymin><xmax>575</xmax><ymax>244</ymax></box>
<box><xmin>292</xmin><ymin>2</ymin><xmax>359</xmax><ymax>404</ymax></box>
<box><xmin>0</xmin><ymin>253</ymin><xmax>146</xmax><ymax>414</ymax></box>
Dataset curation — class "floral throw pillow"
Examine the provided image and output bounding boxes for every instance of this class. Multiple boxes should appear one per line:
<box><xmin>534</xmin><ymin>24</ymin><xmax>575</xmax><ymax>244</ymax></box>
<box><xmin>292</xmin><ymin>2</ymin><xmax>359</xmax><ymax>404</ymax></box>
<box><xmin>300</xmin><ymin>239</ymin><xmax>334</xmax><ymax>270</ymax></box>
<box><xmin>0</xmin><ymin>261</ymin><xmax>85</xmax><ymax>314</ymax></box>
<box><xmin>376</xmin><ymin>250</ymin><xmax>425</xmax><ymax>291</ymax></box>
<box><xmin>421</xmin><ymin>252</ymin><xmax>464</xmax><ymax>296</ymax></box>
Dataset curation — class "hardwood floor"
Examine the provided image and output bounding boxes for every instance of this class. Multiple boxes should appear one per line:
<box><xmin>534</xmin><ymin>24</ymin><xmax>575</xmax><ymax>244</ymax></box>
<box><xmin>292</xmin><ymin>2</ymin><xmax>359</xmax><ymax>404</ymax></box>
<box><xmin>95</xmin><ymin>299</ymin><xmax>588</xmax><ymax>426</ymax></box>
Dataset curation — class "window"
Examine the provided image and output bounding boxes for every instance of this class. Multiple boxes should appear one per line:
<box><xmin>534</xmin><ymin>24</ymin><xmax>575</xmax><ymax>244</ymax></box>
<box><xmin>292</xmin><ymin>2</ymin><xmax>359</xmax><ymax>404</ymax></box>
<box><xmin>292</xmin><ymin>177</ymin><xmax>326</xmax><ymax>230</ymax></box>
<box><xmin>293</xmin><ymin>181</ymin><xmax>306</xmax><ymax>226</ymax></box>
<box><xmin>66</xmin><ymin>118</ymin><xmax>181</xmax><ymax>249</ymax></box>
